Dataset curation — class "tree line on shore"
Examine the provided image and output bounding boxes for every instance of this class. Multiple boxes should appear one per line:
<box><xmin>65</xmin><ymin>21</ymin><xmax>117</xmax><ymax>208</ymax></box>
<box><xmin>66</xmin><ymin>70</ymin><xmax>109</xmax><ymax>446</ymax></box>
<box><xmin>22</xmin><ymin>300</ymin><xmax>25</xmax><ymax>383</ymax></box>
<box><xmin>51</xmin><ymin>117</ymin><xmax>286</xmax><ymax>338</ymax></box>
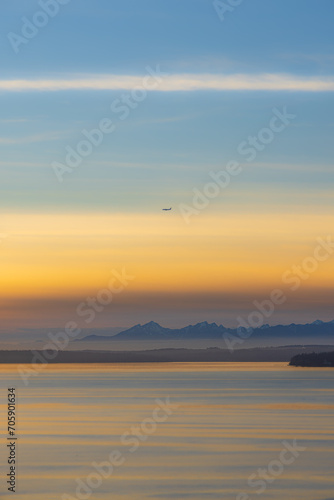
<box><xmin>290</xmin><ymin>351</ymin><xmax>334</xmax><ymax>367</ymax></box>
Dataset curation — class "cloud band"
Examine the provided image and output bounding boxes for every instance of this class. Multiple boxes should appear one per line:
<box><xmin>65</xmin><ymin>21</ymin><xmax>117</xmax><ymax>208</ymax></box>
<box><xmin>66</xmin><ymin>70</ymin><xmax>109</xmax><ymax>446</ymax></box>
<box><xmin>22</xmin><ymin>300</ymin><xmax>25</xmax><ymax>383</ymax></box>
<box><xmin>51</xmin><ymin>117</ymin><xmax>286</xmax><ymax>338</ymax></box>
<box><xmin>0</xmin><ymin>73</ymin><xmax>334</xmax><ymax>92</ymax></box>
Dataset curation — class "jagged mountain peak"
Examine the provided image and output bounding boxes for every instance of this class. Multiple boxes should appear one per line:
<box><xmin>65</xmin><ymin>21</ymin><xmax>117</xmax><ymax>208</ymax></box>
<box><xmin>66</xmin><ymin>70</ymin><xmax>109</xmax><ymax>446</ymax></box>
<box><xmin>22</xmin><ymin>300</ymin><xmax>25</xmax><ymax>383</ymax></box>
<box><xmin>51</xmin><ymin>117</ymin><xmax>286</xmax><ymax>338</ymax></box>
<box><xmin>141</xmin><ymin>321</ymin><xmax>165</xmax><ymax>332</ymax></box>
<box><xmin>78</xmin><ymin>319</ymin><xmax>334</xmax><ymax>342</ymax></box>
<box><xmin>194</xmin><ymin>321</ymin><xmax>219</xmax><ymax>328</ymax></box>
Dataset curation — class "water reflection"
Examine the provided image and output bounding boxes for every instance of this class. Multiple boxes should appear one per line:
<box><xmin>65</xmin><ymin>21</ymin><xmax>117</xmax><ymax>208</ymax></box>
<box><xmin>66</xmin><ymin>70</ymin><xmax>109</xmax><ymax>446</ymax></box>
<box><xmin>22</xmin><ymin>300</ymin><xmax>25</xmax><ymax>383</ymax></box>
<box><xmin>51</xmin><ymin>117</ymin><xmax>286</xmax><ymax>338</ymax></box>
<box><xmin>0</xmin><ymin>363</ymin><xmax>333</xmax><ymax>499</ymax></box>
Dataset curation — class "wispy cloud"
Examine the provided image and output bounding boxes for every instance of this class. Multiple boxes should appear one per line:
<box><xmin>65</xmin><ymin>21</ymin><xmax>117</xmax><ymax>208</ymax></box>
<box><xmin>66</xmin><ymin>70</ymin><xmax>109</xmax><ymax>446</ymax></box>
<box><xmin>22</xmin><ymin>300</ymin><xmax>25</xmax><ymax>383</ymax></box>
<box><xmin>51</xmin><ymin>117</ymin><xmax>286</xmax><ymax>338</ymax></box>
<box><xmin>0</xmin><ymin>131</ymin><xmax>66</xmax><ymax>144</ymax></box>
<box><xmin>0</xmin><ymin>73</ymin><xmax>333</xmax><ymax>92</ymax></box>
<box><xmin>93</xmin><ymin>160</ymin><xmax>203</xmax><ymax>171</ymax></box>
<box><xmin>0</xmin><ymin>161</ymin><xmax>46</xmax><ymax>168</ymax></box>
<box><xmin>132</xmin><ymin>113</ymin><xmax>200</xmax><ymax>126</ymax></box>
<box><xmin>246</xmin><ymin>162</ymin><xmax>334</xmax><ymax>173</ymax></box>
<box><xmin>0</xmin><ymin>118</ymin><xmax>30</xmax><ymax>124</ymax></box>
<box><xmin>281</xmin><ymin>52</ymin><xmax>334</xmax><ymax>67</ymax></box>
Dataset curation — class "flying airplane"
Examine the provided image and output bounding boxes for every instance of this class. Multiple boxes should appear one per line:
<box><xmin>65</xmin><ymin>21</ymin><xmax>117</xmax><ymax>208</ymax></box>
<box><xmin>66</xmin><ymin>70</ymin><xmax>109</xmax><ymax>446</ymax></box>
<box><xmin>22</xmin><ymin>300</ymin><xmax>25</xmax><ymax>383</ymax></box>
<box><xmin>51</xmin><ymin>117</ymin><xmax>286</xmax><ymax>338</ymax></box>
<box><xmin>162</xmin><ymin>208</ymin><xmax>172</xmax><ymax>211</ymax></box>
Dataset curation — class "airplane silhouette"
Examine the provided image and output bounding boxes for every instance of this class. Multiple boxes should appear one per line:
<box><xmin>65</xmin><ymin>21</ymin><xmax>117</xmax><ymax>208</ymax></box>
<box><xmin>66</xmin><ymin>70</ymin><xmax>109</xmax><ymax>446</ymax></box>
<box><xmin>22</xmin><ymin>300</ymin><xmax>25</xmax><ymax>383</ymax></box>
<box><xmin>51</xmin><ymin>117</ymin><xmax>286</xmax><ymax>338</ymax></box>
<box><xmin>162</xmin><ymin>208</ymin><xmax>172</xmax><ymax>211</ymax></box>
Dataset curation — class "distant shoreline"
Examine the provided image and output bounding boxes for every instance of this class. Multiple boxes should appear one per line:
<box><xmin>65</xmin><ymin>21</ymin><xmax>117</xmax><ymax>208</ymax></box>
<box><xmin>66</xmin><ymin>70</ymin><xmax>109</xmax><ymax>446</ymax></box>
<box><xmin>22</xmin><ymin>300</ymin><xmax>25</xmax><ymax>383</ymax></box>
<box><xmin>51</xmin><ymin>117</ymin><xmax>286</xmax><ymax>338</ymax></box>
<box><xmin>1</xmin><ymin>345</ymin><xmax>334</xmax><ymax>364</ymax></box>
<box><xmin>290</xmin><ymin>350</ymin><xmax>334</xmax><ymax>367</ymax></box>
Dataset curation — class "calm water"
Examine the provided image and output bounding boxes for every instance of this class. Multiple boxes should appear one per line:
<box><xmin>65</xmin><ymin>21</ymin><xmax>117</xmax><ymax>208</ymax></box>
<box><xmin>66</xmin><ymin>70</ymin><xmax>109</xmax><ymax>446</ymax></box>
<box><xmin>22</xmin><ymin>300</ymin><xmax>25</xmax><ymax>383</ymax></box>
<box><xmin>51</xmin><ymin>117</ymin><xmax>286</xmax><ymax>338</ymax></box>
<box><xmin>0</xmin><ymin>362</ymin><xmax>333</xmax><ymax>500</ymax></box>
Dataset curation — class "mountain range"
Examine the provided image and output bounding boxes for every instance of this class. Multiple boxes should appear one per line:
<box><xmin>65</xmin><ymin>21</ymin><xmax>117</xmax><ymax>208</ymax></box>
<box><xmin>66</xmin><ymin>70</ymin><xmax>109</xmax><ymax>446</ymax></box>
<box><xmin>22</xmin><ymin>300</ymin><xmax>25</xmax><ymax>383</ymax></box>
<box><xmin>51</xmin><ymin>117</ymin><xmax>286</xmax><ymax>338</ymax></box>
<box><xmin>78</xmin><ymin>319</ymin><xmax>334</xmax><ymax>344</ymax></box>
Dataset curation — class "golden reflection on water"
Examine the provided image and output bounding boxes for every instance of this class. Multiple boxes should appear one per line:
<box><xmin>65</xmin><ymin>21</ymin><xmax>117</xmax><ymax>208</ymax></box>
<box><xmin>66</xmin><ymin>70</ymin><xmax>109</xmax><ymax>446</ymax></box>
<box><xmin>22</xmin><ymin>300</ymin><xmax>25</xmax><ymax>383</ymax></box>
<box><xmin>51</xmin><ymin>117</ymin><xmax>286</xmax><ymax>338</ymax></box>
<box><xmin>0</xmin><ymin>361</ymin><xmax>308</xmax><ymax>372</ymax></box>
<box><xmin>0</xmin><ymin>362</ymin><xmax>333</xmax><ymax>500</ymax></box>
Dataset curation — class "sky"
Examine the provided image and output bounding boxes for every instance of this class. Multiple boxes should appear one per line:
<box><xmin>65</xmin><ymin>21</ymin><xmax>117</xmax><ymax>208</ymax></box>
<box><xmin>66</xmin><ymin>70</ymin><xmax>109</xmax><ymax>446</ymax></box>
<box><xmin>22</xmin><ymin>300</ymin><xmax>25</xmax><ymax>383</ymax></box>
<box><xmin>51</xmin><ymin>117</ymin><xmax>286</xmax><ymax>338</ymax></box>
<box><xmin>1</xmin><ymin>0</ymin><xmax>334</xmax><ymax>333</ymax></box>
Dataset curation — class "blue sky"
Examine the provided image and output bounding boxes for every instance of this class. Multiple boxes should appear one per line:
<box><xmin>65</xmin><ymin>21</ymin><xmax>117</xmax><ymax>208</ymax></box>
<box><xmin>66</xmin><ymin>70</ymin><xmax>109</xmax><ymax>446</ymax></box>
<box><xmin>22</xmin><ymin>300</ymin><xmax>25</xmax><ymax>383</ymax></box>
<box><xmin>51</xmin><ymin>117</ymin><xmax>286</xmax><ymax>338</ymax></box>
<box><xmin>1</xmin><ymin>0</ymin><xmax>334</xmax><ymax>330</ymax></box>
<box><xmin>1</xmin><ymin>0</ymin><xmax>334</xmax><ymax>212</ymax></box>
<box><xmin>1</xmin><ymin>0</ymin><xmax>334</xmax><ymax>75</ymax></box>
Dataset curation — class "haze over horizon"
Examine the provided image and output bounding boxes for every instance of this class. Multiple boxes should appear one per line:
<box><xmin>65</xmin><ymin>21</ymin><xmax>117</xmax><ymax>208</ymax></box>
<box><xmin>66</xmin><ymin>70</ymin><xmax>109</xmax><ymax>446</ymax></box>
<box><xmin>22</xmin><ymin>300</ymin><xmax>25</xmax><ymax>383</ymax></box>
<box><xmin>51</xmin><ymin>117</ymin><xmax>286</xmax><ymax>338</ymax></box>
<box><xmin>1</xmin><ymin>0</ymin><xmax>334</xmax><ymax>334</ymax></box>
